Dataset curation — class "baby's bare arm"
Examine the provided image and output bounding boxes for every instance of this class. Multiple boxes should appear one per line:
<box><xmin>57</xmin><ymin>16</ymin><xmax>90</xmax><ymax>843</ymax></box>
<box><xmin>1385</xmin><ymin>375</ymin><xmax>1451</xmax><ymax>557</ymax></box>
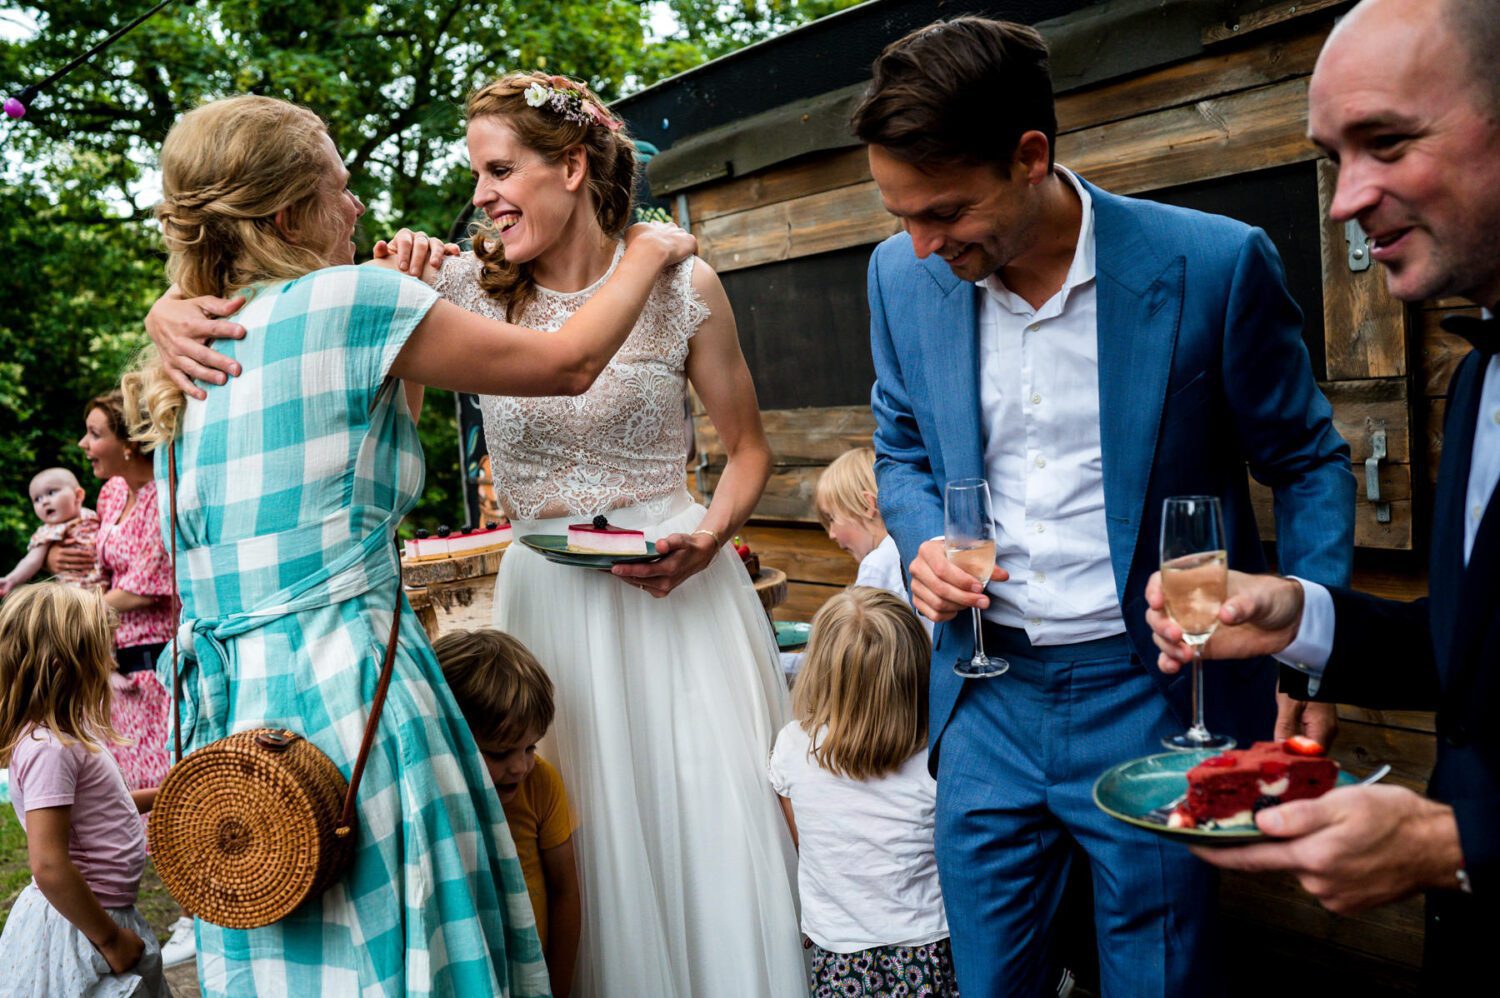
<box><xmin>0</xmin><ymin>545</ymin><xmax>49</xmax><ymax>594</ymax></box>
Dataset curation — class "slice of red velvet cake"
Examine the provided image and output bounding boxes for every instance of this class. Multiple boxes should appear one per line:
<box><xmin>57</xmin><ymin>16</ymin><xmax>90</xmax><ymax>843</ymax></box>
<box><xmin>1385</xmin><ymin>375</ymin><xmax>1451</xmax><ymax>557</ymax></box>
<box><xmin>1171</xmin><ymin>738</ymin><xmax>1339</xmax><ymax>829</ymax></box>
<box><xmin>567</xmin><ymin>515</ymin><xmax>648</xmax><ymax>556</ymax></box>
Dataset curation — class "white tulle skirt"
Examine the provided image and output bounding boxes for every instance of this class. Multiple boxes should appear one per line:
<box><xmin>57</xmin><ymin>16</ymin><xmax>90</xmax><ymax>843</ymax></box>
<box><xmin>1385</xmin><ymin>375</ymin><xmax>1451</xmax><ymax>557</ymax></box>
<box><xmin>494</xmin><ymin>490</ymin><xmax>806</xmax><ymax>997</ymax></box>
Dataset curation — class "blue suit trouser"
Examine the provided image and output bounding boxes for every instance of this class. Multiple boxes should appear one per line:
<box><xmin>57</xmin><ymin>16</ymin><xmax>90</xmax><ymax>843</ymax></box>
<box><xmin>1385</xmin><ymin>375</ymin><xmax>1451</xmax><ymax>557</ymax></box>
<box><xmin>934</xmin><ymin>625</ymin><xmax>1221</xmax><ymax>997</ymax></box>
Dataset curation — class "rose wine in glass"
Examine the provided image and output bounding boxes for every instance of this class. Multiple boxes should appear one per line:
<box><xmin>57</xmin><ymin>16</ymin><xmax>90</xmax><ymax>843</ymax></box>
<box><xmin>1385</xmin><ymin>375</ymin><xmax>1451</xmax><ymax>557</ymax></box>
<box><xmin>1160</xmin><ymin>496</ymin><xmax>1234</xmax><ymax>751</ymax></box>
<box><xmin>945</xmin><ymin>478</ymin><xmax>1008</xmax><ymax>678</ymax></box>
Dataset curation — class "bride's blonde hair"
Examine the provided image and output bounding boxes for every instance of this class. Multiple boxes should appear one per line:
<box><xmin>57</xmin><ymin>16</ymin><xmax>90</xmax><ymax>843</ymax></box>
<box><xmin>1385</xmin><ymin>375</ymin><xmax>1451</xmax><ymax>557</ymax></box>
<box><xmin>125</xmin><ymin>95</ymin><xmax>342</xmax><ymax>450</ymax></box>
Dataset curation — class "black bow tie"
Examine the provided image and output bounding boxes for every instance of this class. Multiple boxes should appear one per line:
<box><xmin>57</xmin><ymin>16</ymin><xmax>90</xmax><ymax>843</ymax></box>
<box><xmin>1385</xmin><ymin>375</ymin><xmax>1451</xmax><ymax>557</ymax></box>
<box><xmin>1440</xmin><ymin>313</ymin><xmax>1499</xmax><ymax>359</ymax></box>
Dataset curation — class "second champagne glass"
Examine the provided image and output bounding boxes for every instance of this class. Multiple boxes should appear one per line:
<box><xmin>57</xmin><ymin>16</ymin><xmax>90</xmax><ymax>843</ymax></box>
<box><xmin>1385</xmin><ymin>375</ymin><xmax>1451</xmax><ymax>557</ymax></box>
<box><xmin>945</xmin><ymin>478</ymin><xmax>1008</xmax><ymax>678</ymax></box>
<box><xmin>1159</xmin><ymin>495</ymin><xmax>1234</xmax><ymax>751</ymax></box>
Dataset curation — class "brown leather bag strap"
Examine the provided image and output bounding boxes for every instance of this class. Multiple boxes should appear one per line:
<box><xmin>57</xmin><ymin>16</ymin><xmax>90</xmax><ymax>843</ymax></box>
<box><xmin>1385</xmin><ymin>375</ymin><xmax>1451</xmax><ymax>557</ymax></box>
<box><xmin>166</xmin><ymin>438</ymin><xmax>405</xmax><ymax>834</ymax></box>
<box><xmin>337</xmin><ymin>546</ymin><xmax>403</xmax><ymax>835</ymax></box>
<box><xmin>168</xmin><ymin>442</ymin><xmax>182</xmax><ymax>764</ymax></box>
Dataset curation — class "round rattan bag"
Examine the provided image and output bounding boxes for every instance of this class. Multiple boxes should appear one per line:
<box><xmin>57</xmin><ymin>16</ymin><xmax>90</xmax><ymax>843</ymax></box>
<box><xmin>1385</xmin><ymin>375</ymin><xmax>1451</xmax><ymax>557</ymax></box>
<box><xmin>147</xmin><ymin>728</ymin><xmax>356</xmax><ymax>929</ymax></box>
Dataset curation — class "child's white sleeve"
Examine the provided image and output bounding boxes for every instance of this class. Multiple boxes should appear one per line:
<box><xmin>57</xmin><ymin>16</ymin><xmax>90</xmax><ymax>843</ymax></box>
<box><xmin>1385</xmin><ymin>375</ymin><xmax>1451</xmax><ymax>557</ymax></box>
<box><xmin>767</xmin><ymin>727</ymin><xmax>792</xmax><ymax>797</ymax></box>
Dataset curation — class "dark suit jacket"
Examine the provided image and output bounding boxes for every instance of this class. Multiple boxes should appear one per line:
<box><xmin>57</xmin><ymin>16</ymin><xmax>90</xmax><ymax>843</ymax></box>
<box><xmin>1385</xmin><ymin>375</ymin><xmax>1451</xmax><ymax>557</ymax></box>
<box><xmin>869</xmin><ymin>178</ymin><xmax>1355</xmax><ymax>759</ymax></box>
<box><xmin>1282</xmin><ymin>349</ymin><xmax>1499</xmax><ymax>935</ymax></box>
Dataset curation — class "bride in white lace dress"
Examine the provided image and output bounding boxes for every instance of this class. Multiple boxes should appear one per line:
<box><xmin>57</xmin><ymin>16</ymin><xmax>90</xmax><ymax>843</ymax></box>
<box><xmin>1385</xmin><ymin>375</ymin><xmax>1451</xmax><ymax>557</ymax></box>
<box><xmin>386</xmin><ymin>74</ymin><xmax>805</xmax><ymax>997</ymax></box>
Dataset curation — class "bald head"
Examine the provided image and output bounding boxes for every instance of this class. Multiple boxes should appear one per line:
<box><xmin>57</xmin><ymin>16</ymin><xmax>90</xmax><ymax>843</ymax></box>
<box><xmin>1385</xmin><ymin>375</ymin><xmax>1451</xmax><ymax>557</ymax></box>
<box><xmin>1310</xmin><ymin>0</ymin><xmax>1500</xmax><ymax>308</ymax></box>
<box><xmin>30</xmin><ymin>468</ymin><xmax>81</xmax><ymax>495</ymax></box>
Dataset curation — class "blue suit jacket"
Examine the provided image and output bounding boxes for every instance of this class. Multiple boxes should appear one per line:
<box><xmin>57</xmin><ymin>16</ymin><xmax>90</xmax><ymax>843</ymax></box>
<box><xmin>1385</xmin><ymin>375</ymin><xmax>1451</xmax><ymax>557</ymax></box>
<box><xmin>868</xmin><ymin>177</ymin><xmax>1355</xmax><ymax>758</ymax></box>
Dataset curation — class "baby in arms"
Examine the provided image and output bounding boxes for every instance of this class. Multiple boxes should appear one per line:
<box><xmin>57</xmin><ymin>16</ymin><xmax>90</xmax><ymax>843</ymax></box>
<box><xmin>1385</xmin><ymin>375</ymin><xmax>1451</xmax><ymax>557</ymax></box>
<box><xmin>0</xmin><ymin>469</ymin><xmax>104</xmax><ymax>597</ymax></box>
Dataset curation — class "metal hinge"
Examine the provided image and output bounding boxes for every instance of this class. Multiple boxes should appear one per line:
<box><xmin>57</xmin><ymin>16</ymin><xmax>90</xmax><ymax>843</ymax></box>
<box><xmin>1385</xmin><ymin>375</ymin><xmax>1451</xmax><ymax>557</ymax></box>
<box><xmin>1346</xmin><ymin>220</ymin><xmax>1372</xmax><ymax>272</ymax></box>
<box><xmin>1365</xmin><ymin>422</ymin><xmax>1390</xmax><ymax>523</ymax></box>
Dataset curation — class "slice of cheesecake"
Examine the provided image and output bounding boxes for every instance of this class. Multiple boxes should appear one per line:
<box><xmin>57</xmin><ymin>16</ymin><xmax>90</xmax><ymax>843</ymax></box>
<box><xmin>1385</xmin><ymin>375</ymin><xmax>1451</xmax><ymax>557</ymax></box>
<box><xmin>567</xmin><ymin>515</ymin><xmax>647</xmax><ymax>556</ymax></box>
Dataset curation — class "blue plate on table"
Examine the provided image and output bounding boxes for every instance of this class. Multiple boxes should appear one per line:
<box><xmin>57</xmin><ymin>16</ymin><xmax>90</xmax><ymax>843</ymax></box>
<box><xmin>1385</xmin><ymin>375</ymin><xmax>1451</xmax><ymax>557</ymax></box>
<box><xmin>518</xmin><ymin>534</ymin><xmax>665</xmax><ymax>569</ymax></box>
<box><xmin>774</xmin><ymin>621</ymin><xmax>812</xmax><ymax>650</ymax></box>
<box><xmin>1093</xmin><ymin>750</ymin><xmax>1358</xmax><ymax>846</ymax></box>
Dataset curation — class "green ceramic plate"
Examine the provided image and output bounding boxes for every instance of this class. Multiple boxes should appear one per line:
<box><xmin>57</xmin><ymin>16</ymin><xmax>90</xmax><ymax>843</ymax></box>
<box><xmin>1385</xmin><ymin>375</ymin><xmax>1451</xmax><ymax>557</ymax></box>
<box><xmin>1093</xmin><ymin>750</ymin><xmax>1358</xmax><ymax>846</ymax></box>
<box><xmin>774</xmin><ymin>621</ymin><xmax>812</xmax><ymax>650</ymax></box>
<box><xmin>518</xmin><ymin>533</ymin><xmax>665</xmax><ymax>568</ymax></box>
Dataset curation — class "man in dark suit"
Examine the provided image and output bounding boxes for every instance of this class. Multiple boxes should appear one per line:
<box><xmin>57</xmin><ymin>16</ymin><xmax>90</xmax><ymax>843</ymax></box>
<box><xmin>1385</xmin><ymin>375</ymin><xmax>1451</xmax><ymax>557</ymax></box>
<box><xmin>855</xmin><ymin>17</ymin><xmax>1354</xmax><ymax>995</ymax></box>
<box><xmin>1146</xmin><ymin>0</ymin><xmax>1500</xmax><ymax>979</ymax></box>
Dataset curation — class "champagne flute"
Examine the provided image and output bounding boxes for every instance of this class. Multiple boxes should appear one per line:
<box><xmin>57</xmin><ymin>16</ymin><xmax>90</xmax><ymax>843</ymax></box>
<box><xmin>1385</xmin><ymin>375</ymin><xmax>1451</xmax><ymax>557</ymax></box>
<box><xmin>1159</xmin><ymin>495</ymin><xmax>1234</xmax><ymax>751</ymax></box>
<box><xmin>945</xmin><ymin>478</ymin><xmax>1008</xmax><ymax>678</ymax></box>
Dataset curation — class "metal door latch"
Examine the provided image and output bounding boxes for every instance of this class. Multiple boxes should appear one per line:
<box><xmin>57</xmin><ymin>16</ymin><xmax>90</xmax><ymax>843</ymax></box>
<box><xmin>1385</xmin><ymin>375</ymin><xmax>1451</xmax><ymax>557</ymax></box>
<box><xmin>1365</xmin><ymin>424</ymin><xmax>1390</xmax><ymax>523</ymax></box>
<box><xmin>1346</xmin><ymin>220</ymin><xmax>1373</xmax><ymax>272</ymax></box>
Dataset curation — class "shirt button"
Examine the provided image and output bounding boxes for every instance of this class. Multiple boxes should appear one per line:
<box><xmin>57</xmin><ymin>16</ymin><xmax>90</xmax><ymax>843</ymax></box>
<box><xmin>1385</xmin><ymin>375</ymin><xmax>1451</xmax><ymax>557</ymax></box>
<box><xmin>1476</xmin><ymin>504</ymin><xmax>1486</xmax><ymax>520</ymax></box>
<box><xmin>1035</xmin><ymin>456</ymin><xmax>1046</xmax><ymax>469</ymax></box>
<box><xmin>1493</xmin><ymin>409</ymin><xmax>1500</xmax><ymax>425</ymax></box>
<box><xmin>1028</xmin><ymin>617</ymin><xmax>1041</xmax><ymax>626</ymax></box>
<box><xmin>1034</xmin><ymin>523</ymin><xmax>1045</xmax><ymax>534</ymax></box>
<box><xmin>1028</xmin><ymin>323</ymin><xmax>1040</xmax><ymax>333</ymax></box>
<box><xmin>1031</xmin><ymin>393</ymin><xmax>1042</xmax><ymax>405</ymax></box>
<box><xmin>1034</xmin><ymin>571</ymin><xmax>1047</xmax><ymax>584</ymax></box>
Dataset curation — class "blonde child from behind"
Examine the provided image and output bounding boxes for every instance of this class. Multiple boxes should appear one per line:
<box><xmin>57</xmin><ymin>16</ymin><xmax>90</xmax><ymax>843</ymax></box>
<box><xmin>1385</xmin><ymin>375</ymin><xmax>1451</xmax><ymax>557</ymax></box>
<box><xmin>0</xmin><ymin>470</ymin><xmax>105</xmax><ymax>597</ymax></box>
<box><xmin>769</xmin><ymin>586</ymin><xmax>957</xmax><ymax>997</ymax></box>
<box><xmin>0</xmin><ymin>583</ymin><xmax>166</xmax><ymax>996</ymax></box>
<box><xmin>434</xmin><ymin>628</ymin><xmax>581</xmax><ymax>998</ymax></box>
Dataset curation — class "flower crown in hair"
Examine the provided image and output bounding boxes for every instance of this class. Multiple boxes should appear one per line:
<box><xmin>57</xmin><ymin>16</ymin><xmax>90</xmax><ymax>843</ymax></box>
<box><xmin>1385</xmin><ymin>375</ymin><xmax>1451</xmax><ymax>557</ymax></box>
<box><xmin>522</xmin><ymin>77</ymin><xmax>621</xmax><ymax>131</ymax></box>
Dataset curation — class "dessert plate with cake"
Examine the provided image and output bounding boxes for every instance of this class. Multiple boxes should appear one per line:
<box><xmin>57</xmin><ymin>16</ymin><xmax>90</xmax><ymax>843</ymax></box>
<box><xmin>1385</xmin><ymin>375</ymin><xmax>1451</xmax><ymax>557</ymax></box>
<box><xmin>1093</xmin><ymin>738</ymin><xmax>1385</xmax><ymax>845</ymax></box>
<box><xmin>518</xmin><ymin>515</ymin><xmax>666</xmax><ymax>568</ymax></box>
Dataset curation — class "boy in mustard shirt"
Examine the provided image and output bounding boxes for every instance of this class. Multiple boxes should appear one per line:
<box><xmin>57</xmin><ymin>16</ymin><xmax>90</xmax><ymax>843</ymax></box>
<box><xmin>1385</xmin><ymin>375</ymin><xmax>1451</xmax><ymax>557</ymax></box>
<box><xmin>434</xmin><ymin>628</ymin><xmax>581</xmax><ymax>998</ymax></box>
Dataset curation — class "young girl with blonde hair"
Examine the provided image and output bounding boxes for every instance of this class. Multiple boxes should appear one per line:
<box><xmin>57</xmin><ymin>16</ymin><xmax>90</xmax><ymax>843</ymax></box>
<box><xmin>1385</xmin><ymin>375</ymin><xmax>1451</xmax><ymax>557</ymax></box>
<box><xmin>769</xmin><ymin>586</ymin><xmax>958</xmax><ymax>997</ymax></box>
<box><xmin>0</xmin><ymin>583</ymin><xmax>166</xmax><ymax>996</ymax></box>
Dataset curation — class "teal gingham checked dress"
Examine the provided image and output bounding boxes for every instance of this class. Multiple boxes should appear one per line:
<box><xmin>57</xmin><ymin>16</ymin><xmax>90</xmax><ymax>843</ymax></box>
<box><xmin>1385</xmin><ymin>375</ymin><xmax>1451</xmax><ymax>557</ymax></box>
<box><xmin>155</xmin><ymin>265</ymin><xmax>550</xmax><ymax>997</ymax></box>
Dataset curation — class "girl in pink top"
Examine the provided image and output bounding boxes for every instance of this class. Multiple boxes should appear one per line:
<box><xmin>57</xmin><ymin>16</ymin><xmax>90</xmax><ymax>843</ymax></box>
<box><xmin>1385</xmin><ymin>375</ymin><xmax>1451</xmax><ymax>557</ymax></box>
<box><xmin>0</xmin><ymin>584</ymin><xmax>167</xmax><ymax>996</ymax></box>
<box><xmin>80</xmin><ymin>391</ymin><xmax>173</xmax><ymax>799</ymax></box>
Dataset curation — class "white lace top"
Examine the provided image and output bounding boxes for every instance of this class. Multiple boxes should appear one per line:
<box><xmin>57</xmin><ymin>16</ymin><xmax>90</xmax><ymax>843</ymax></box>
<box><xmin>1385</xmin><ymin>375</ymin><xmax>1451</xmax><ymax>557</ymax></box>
<box><xmin>434</xmin><ymin>245</ymin><xmax>707</xmax><ymax>520</ymax></box>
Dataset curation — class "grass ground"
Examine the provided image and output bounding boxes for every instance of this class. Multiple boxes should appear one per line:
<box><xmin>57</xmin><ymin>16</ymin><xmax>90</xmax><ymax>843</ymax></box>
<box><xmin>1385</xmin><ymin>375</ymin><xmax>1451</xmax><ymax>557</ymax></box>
<box><xmin>0</xmin><ymin>806</ymin><xmax>182</xmax><ymax>940</ymax></box>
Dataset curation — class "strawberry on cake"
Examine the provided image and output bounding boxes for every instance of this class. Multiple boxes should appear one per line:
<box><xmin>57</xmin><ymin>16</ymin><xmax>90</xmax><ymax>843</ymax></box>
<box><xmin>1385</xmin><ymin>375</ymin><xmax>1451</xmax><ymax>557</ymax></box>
<box><xmin>1170</xmin><ymin>737</ymin><xmax>1339</xmax><ymax>830</ymax></box>
<box><xmin>567</xmin><ymin>515</ymin><xmax>648</xmax><ymax>556</ymax></box>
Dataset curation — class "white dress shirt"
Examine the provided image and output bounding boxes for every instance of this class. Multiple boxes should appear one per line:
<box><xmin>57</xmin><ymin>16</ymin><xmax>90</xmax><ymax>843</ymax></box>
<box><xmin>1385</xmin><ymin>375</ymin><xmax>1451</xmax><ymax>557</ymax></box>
<box><xmin>975</xmin><ymin>166</ymin><xmax>1124</xmax><ymax>645</ymax></box>
<box><xmin>1282</xmin><ymin>346</ymin><xmax>1500</xmax><ymax>678</ymax></box>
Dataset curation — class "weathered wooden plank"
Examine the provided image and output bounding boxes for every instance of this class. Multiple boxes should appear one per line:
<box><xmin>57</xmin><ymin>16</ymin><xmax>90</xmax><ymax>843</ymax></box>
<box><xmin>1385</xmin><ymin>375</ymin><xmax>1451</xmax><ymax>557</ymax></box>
<box><xmin>1220</xmin><ymin>870</ymin><xmax>1425</xmax><ymax>974</ymax></box>
<box><xmin>1337</xmin><ymin>706</ymin><xmax>1437</xmax><ymax>734</ymax></box>
<box><xmin>1426</xmin><ymin>398</ymin><xmax>1446</xmax><ymax>486</ymax></box>
<box><xmin>688</xmin><ymin>147</ymin><xmax>871</xmax><ymax>225</ymax></box>
<box><xmin>1420</xmin><ymin>304</ymin><xmax>1479</xmax><ymax>398</ymax></box>
<box><xmin>775</xmin><ymin>580</ymin><xmax>844</xmax><ymax>623</ymax></box>
<box><xmin>696</xmin><ymin>405</ymin><xmax>877</xmax><ymax>466</ymax></box>
<box><xmin>1350</xmin><ymin>553</ymin><xmax>1429</xmax><ymax>601</ymax></box>
<box><xmin>1319</xmin><ymin>160</ymin><xmax>1411</xmax><ymax>380</ymax></box>
<box><xmin>1057</xmin><ymin>27</ymin><xmax>1324</xmax><ymax>134</ymax></box>
<box><xmin>697</xmin><ymin>78</ymin><xmax>1316</xmax><ymax>273</ymax></box>
<box><xmin>741</xmin><ymin>525</ymin><xmax>857</xmax><ymax>587</ymax></box>
<box><xmin>1203</xmin><ymin>0</ymin><xmax>1350</xmax><ymax>45</ymax></box>
<box><xmin>694</xmin><ymin>180</ymin><xmax>899</xmax><ymax>274</ymax></box>
<box><xmin>1058</xmin><ymin>77</ymin><xmax>1317</xmax><ymax>197</ymax></box>
<box><xmin>1333</xmin><ymin>717</ymin><xmax>1434</xmax><ymax>792</ymax></box>
<box><xmin>1324</xmin><ymin>378</ymin><xmax>1411</xmax><ymax>463</ymax></box>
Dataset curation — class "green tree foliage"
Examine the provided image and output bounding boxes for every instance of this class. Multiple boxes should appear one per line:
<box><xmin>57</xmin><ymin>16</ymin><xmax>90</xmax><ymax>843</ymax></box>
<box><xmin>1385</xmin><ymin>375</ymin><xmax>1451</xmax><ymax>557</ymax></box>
<box><xmin>0</xmin><ymin>0</ymin><xmax>864</xmax><ymax>563</ymax></box>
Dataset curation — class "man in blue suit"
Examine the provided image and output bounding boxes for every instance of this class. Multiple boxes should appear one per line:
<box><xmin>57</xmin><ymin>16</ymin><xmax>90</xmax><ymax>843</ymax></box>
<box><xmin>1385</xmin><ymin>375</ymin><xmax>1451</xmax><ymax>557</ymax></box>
<box><xmin>851</xmin><ymin>18</ymin><xmax>1354</xmax><ymax>995</ymax></box>
<box><xmin>1148</xmin><ymin>0</ymin><xmax>1500</xmax><ymax>988</ymax></box>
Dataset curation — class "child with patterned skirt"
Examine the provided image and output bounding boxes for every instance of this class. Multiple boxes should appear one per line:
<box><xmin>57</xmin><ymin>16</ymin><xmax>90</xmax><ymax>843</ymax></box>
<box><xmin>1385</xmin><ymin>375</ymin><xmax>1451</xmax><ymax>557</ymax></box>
<box><xmin>769</xmin><ymin>587</ymin><xmax>958</xmax><ymax>998</ymax></box>
<box><xmin>0</xmin><ymin>584</ymin><xmax>167</xmax><ymax>996</ymax></box>
<box><xmin>435</xmin><ymin>628</ymin><xmax>582</xmax><ymax>998</ymax></box>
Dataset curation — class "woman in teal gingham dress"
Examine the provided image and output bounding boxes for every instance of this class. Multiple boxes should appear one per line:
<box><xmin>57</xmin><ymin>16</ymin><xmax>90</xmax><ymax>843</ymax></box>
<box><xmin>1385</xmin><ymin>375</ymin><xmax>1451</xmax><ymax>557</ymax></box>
<box><xmin>126</xmin><ymin>95</ymin><xmax>695</xmax><ymax>996</ymax></box>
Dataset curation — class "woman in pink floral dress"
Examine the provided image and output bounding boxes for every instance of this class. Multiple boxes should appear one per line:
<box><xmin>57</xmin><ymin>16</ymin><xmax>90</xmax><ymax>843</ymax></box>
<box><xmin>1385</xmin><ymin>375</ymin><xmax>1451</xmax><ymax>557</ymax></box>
<box><xmin>79</xmin><ymin>390</ymin><xmax>173</xmax><ymax>794</ymax></box>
